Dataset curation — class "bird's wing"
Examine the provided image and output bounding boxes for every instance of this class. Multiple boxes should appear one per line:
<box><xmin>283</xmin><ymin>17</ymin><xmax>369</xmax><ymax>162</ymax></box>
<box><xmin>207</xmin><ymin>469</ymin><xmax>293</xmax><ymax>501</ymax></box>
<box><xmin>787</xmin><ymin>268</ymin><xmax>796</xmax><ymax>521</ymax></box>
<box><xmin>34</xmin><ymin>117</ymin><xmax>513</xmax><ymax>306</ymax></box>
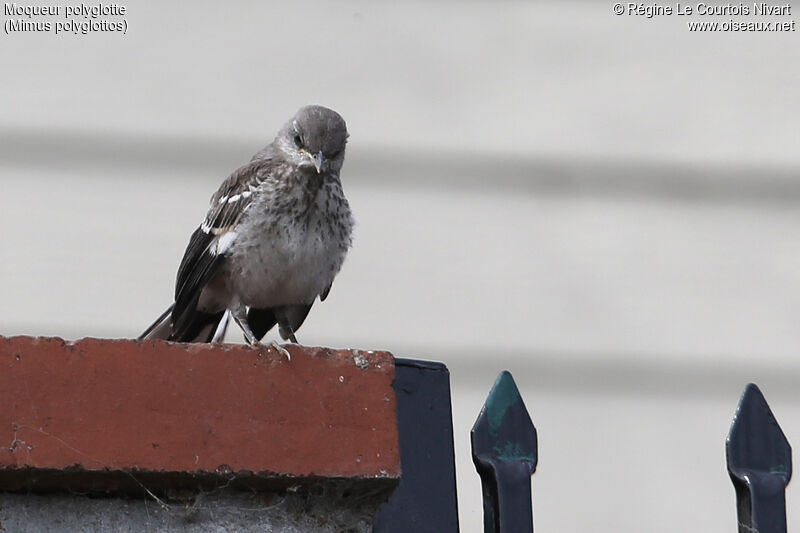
<box><xmin>201</xmin><ymin>158</ymin><xmax>270</xmax><ymax>235</ymax></box>
<box><xmin>320</xmin><ymin>283</ymin><xmax>332</xmax><ymax>301</ymax></box>
<box><xmin>172</xmin><ymin>159</ymin><xmax>271</xmax><ymax>330</ymax></box>
<box><xmin>172</xmin><ymin>226</ymin><xmax>224</xmax><ymax>329</ymax></box>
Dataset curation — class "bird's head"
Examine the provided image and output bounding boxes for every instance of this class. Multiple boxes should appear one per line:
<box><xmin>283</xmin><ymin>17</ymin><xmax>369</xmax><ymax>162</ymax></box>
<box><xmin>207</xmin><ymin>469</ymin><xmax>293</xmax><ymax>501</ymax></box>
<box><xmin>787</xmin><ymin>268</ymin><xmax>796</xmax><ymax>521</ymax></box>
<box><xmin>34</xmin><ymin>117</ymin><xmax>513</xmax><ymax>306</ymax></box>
<box><xmin>277</xmin><ymin>105</ymin><xmax>348</xmax><ymax>175</ymax></box>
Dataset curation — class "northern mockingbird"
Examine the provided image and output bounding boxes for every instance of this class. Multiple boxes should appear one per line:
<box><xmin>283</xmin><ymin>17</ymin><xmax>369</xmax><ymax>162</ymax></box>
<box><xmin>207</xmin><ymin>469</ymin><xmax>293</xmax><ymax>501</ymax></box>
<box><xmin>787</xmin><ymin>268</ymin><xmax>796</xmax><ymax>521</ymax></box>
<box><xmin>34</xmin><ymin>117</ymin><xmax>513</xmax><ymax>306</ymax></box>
<box><xmin>140</xmin><ymin>105</ymin><xmax>353</xmax><ymax>352</ymax></box>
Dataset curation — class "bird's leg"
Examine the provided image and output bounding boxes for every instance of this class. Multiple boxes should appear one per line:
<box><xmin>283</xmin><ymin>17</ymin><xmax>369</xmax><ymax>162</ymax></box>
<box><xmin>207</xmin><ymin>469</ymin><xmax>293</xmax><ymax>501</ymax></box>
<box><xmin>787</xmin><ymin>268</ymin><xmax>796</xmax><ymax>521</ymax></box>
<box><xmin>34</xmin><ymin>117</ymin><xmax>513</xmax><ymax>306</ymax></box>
<box><xmin>276</xmin><ymin>309</ymin><xmax>299</xmax><ymax>344</ymax></box>
<box><xmin>231</xmin><ymin>305</ymin><xmax>260</xmax><ymax>346</ymax></box>
<box><xmin>282</xmin><ymin>329</ymin><xmax>298</xmax><ymax>344</ymax></box>
<box><xmin>233</xmin><ymin>306</ymin><xmax>289</xmax><ymax>360</ymax></box>
<box><xmin>258</xmin><ymin>308</ymin><xmax>297</xmax><ymax>361</ymax></box>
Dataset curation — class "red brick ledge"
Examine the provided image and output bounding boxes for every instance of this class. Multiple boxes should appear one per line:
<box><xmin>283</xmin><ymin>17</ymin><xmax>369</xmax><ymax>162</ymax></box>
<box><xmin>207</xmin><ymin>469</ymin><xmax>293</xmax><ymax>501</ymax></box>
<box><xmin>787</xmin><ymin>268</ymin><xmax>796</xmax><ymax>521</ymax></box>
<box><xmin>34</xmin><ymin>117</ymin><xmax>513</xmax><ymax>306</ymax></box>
<box><xmin>0</xmin><ymin>336</ymin><xmax>400</xmax><ymax>493</ymax></box>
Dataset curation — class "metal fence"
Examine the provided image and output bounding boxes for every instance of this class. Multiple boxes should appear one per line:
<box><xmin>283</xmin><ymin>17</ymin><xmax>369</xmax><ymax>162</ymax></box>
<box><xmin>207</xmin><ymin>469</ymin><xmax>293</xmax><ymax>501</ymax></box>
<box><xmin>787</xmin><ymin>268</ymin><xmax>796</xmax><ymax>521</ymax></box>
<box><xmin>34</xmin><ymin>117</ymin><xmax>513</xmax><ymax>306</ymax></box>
<box><xmin>374</xmin><ymin>361</ymin><xmax>793</xmax><ymax>533</ymax></box>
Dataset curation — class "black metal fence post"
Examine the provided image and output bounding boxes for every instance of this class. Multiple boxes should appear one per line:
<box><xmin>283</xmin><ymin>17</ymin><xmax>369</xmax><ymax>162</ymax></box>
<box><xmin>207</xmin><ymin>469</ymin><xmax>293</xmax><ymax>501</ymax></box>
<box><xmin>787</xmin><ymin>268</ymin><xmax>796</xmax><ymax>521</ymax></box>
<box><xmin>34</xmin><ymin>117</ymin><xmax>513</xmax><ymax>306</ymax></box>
<box><xmin>373</xmin><ymin>359</ymin><xmax>460</xmax><ymax>533</ymax></box>
<box><xmin>379</xmin><ymin>366</ymin><xmax>793</xmax><ymax>533</ymax></box>
<box><xmin>726</xmin><ymin>383</ymin><xmax>792</xmax><ymax>533</ymax></box>
<box><xmin>471</xmin><ymin>371</ymin><xmax>537</xmax><ymax>533</ymax></box>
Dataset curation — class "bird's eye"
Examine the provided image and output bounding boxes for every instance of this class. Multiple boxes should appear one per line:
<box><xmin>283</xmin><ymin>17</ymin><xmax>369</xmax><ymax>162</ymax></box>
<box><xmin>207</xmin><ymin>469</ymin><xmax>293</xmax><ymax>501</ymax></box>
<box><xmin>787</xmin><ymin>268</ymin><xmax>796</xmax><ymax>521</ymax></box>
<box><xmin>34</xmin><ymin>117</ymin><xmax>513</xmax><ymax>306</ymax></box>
<box><xmin>293</xmin><ymin>134</ymin><xmax>303</xmax><ymax>148</ymax></box>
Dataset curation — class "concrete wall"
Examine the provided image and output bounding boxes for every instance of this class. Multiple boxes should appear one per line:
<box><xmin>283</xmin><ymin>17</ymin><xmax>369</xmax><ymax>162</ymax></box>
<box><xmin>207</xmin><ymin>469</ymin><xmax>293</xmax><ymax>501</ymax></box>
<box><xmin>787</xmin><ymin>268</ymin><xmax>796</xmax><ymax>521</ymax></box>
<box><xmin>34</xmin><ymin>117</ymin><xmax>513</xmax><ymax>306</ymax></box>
<box><xmin>0</xmin><ymin>338</ymin><xmax>398</xmax><ymax>532</ymax></box>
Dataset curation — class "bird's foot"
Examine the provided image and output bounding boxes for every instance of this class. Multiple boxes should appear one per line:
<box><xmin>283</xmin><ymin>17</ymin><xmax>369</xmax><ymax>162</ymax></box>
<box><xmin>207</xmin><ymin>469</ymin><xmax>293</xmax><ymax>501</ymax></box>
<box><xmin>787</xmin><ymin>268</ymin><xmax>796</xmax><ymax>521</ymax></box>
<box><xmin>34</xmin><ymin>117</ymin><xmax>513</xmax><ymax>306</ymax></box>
<box><xmin>242</xmin><ymin>333</ymin><xmax>260</xmax><ymax>346</ymax></box>
<box><xmin>269</xmin><ymin>340</ymin><xmax>292</xmax><ymax>361</ymax></box>
<box><xmin>232</xmin><ymin>306</ymin><xmax>261</xmax><ymax>346</ymax></box>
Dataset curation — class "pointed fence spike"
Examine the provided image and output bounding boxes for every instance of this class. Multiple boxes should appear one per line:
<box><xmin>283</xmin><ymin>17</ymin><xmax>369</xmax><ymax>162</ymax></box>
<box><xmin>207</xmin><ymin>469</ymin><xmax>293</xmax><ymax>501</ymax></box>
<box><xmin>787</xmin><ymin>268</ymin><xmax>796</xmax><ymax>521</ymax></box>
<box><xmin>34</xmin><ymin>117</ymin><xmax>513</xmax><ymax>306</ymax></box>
<box><xmin>471</xmin><ymin>371</ymin><xmax>537</xmax><ymax>533</ymax></box>
<box><xmin>726</xmin><ymin>383</ymin><xmax>792</xmax><ymax>533</ymax></box>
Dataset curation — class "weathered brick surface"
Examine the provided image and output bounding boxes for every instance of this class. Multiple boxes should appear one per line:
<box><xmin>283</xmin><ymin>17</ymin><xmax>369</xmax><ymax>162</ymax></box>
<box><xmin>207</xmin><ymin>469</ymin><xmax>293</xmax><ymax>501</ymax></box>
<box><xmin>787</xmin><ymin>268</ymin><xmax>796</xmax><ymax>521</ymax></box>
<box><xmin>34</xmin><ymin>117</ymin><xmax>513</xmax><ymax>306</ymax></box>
<box><xmin>0</xmin><ymin>336</ymin><xmax>399</xmax><ymax>491</ymax></box>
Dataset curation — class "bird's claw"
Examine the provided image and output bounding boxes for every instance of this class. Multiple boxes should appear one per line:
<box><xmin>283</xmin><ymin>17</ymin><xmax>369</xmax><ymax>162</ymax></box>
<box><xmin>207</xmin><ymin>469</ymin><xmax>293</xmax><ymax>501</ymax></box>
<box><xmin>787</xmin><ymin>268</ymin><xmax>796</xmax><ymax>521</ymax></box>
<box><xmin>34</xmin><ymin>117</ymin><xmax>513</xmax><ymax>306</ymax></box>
<box><xmin>269</xmin><ymin>340</ymin><xmax>292</xmax><ymax>361</ymax></box>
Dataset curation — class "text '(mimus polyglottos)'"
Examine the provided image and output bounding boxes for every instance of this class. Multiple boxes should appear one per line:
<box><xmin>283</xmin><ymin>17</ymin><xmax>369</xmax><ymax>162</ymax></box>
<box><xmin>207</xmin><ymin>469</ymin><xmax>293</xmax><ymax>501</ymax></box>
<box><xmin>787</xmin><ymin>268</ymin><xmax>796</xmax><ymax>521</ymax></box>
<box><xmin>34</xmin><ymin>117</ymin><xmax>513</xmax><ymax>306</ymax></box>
<box><xmin>140</xmin><ymin>105</ymin><xmax>354</xmax><ymax>351</ymax></box>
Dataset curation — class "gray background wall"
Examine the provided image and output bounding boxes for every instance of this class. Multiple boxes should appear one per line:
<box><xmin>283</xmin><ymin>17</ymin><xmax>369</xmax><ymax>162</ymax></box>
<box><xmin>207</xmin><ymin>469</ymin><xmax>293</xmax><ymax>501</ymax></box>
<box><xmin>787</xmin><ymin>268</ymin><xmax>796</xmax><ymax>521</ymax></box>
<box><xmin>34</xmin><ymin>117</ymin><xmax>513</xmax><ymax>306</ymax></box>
<box><xmin>2</xmin><ymin>1</ymin><xmax>799</xmax><ymax>531</ymax></box>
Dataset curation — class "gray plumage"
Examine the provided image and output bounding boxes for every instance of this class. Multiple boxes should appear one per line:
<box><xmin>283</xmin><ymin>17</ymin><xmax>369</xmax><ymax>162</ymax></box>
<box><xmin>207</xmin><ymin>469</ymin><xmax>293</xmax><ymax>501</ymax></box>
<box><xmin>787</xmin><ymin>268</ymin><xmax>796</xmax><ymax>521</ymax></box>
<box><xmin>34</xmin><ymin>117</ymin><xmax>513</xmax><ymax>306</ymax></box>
<box><xmin>140</xmin><ymin>105</ymin><xmax>353</xmax><ymax>345</ymax></box>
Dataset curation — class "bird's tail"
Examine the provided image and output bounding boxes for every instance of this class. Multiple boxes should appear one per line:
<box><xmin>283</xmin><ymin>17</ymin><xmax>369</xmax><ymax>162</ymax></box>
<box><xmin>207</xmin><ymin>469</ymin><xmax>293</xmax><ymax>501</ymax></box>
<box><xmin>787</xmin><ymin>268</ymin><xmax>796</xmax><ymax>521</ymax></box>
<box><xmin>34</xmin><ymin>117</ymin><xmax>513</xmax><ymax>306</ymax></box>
<box><xmin>139</xmin><ymin>305</ymin><xmax>230</xmax><ymax>343</ymax></box>
<box><xmin>139</xmin><ymin>305</ymin><xmax>173</xmax><ymax>340</ymax></box>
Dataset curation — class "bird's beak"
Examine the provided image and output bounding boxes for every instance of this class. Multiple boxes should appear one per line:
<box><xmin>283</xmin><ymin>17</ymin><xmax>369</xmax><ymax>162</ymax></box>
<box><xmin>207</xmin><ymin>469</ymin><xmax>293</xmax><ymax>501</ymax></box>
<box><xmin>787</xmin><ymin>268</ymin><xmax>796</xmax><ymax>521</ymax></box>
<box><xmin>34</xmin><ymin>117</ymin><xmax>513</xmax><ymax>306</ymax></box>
<box><xmin>311</xmin><ymin>151</ymin><xmax>325</xmax><ymax>174</ymax></box>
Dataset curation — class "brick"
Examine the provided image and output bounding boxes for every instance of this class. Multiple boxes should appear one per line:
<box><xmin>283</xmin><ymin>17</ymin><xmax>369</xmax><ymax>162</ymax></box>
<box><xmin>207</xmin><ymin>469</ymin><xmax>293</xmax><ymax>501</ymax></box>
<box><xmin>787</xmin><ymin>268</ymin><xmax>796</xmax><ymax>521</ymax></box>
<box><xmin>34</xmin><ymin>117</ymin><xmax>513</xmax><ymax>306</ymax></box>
<box><xmin>0</xmin><ymin>336</ymin><xmax>400</xmax><ymax>493</ymax></box>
